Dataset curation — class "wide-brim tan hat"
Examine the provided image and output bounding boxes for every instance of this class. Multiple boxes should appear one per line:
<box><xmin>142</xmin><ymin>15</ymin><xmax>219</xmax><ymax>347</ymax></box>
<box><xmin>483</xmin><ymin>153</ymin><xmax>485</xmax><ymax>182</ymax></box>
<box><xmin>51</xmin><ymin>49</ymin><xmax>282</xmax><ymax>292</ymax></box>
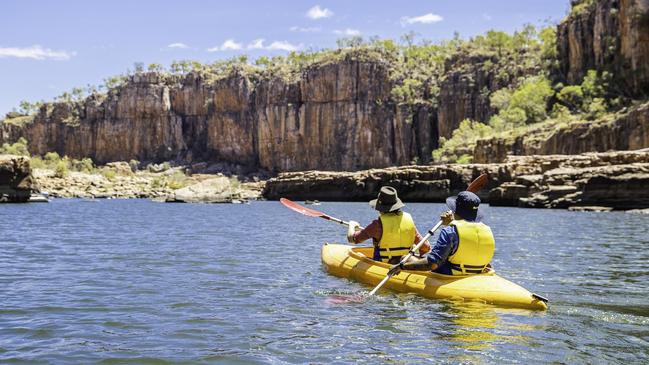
<box><xmin>369</xmin><ymin>186</ymin><xmax>405</xmax><ymax>213</ymax></box>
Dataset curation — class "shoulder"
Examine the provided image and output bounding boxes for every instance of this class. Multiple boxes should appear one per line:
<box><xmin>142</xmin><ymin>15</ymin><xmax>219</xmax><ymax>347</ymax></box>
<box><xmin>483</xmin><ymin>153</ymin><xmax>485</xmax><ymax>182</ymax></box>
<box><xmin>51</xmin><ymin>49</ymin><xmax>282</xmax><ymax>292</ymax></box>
<box><xmin>440</xmin><ymin>226</ymin><xmax>457</xmax><ymax>236</ymax></box>
<box><xmin>365</xmin><ymin>218</ymin><xmax>381</xmax><ymax>228</ymax></box>
<box><xmin>438</xmin><ymin>226</ymin><xmax>459</xmax><ymax>244</ymax></box>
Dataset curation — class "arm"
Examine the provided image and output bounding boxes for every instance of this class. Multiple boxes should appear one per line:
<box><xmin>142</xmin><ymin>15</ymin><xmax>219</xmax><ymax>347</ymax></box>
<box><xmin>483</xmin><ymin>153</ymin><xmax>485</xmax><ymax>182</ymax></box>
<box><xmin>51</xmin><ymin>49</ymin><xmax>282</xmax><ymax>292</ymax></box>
<box><xmin>414</xmin><ymin>230</ymin><xmax>431</xmax><ymax>255</ymax></box>
<box><xmin>347</xmin><ymin>219</ymin><xmax>381</xmax><ymax>244</ymax></box>
<box><xmin>401</xmin><ymin>256</ymin><xmax>438</xmax><ymax>271</ymax></box>
<box><xmin>393</xmin><ymin>226</ymin><xmax>457</xmax><ymax>273</ymax></box>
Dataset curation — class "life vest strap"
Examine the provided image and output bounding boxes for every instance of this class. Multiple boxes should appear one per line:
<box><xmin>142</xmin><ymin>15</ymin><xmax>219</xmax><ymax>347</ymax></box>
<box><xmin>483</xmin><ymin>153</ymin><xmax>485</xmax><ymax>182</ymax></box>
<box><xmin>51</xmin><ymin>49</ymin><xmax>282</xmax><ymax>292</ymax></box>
<box><xmin>379</xmin><ymin>246</ymin><xmax>410</xmax><ymax>262</ymax></box>
<box><xmin>450</xmin><ymin>263</ymin><xmax>487</xmax><ymax>274</ymax></box>
<box><xmin>378</xmin><ymin>246</ymin><xmax>411</xmax><ymax>252</ymax></box>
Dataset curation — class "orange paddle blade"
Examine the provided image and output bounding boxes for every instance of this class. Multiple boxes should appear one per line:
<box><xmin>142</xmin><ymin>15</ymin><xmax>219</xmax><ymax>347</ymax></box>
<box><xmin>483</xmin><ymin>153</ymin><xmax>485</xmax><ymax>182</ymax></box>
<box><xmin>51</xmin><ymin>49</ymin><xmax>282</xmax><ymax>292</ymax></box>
<box><xmin>280</xmin><ymin>198</ymin><xmax>326</xmax><ymax>217</ymax></box>
<box><xmin>466</xmin><ymin>173</ymin><xmax>488</xmax><ymax>193</ymax></box>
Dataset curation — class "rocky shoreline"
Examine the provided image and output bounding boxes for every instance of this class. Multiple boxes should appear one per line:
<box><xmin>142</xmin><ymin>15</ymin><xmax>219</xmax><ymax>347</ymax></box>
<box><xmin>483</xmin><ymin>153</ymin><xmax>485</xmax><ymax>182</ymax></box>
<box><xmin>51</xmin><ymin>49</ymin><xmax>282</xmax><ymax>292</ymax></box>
<box><xmin>263</xmin><ymin>149</ymin><xmax>649</xmax><ymax>211</ymax></box>
<box><xmin>0</xmin><ymin>155</ymin><xmax>263</xmax><ymax>203</ymax></box>
<box><xmin>4</xmin><ymin>150</ymin><xmax>649</xmax><ymax>211</ymax></box>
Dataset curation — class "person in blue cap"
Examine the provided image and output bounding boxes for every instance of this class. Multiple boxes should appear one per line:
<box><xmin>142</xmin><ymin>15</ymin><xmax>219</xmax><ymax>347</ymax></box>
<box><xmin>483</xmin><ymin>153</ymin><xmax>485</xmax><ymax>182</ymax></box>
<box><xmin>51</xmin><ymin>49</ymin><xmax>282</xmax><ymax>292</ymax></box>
<box><xmin>388</xmin><ymin>191</ymin><xmax>495</xmax><ymax>276</ymax></box>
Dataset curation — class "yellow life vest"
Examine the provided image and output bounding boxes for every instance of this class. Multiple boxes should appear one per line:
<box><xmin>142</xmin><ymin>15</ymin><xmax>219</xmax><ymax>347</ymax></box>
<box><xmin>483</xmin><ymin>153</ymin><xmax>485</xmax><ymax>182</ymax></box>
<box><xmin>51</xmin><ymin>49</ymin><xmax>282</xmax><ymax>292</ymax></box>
<box><xmin>448</xmin><ymin>220</ymin><xmax>495</xmax><ymax>275</ymax></box>
<box><xmin>378</xmin><ymin>211</ymin><xmax>416</xmax><ymax>263</ymax></box>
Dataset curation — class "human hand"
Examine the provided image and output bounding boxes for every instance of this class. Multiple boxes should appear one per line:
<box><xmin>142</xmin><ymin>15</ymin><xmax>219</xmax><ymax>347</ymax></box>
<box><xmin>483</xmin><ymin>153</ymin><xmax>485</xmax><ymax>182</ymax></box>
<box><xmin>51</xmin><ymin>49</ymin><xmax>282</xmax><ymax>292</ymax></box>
<box><xmin>387</xmin><ymin>262</ymin><xmax>403</xmax><ymax>276</ymax></box>
<box><xmin>440</xmin><ymin>211</ymin><xmax>454</xmax><ymax>226</ymax></box>
<box><xmin>347</xmin><ymin>220</ymin><xmax>360</xmax><ymax>243</ymax></box>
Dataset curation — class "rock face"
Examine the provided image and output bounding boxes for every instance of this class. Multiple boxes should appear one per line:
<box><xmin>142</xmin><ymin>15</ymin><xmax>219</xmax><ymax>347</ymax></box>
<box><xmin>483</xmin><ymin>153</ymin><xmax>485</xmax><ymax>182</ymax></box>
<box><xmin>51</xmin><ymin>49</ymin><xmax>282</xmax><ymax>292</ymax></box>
<box><xmin>437</xmin><ymin>53</ymin><xmax>539</xmax><ymax>139</ymax></box>
<box><xmin>0</xmin><ymin>49</ymin><xmax>541</xmax><ymax>172</ymax></box>
<box><xmin>0</xmin><ymin>155</ymin><xmax>35</xmax><ymax>202</ymax></box>
<box><xmin>0</xmin><ymin>58</ymin><xmax>439</xmax><ymax>173</ymax></box>
<box><xmin>558</xmin><ymin>0</ymin><xmax>649</xmax><ymax>97</ymax></box>
<box><xmin>474</xmin><ymin>101</ymin><xmax>649</xmax><ymax>163</ymax></box>
<box><xmin>264</xmin><ymin>150</ymin><xmax>649</xmax><ymax>210</ymax></box>
<box><xmin>264</xmin><ymin>165</ymin><xmax>505</xmax><ymax>203</ymax></box>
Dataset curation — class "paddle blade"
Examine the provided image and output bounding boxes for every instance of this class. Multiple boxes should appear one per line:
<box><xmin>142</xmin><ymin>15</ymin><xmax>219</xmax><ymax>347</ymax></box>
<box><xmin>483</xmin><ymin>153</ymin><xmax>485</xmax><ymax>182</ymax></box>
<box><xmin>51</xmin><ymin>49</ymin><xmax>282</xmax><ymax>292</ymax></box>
<box><xmin>325</xmin><ymin>293</ymin><xmax>367</xmax><ymax>304</ymax></box>
<box><xmin>280</xmin><ymin>198</ymin><xmax>325</xmax><ymax>217</ymax></box>
<box><xmin>466</xmin><ymin>173</ymin><xmax>488</xmax><ymax>193</ymax></box>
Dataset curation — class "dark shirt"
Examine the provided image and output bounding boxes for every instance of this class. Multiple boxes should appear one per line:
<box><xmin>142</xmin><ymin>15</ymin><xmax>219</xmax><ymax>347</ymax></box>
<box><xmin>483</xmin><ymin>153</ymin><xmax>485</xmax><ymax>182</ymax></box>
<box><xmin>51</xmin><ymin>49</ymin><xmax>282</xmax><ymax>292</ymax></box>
<box><xmin>425</xmin><ymin>226</ymin><xmax>459</xmax><ymax>275</ymax></box>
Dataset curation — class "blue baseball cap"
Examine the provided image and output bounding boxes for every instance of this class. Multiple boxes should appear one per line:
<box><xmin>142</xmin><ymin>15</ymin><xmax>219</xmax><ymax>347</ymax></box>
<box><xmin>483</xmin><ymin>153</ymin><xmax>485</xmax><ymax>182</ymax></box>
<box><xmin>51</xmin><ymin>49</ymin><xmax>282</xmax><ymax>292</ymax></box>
<box><xmin>446</xmin><ymin>191</ymin><xmax>481</xmax><ymax>221</ymax></box>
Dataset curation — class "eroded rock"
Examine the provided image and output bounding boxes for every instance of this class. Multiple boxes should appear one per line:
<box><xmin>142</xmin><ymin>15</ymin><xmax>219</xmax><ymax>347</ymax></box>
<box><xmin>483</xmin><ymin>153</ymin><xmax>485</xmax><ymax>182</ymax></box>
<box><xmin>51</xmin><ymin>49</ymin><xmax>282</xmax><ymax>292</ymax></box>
<box><xmin>0</xmin><ymin>154</ymin><xmax>35</xmax><ymax>202</ymax></box>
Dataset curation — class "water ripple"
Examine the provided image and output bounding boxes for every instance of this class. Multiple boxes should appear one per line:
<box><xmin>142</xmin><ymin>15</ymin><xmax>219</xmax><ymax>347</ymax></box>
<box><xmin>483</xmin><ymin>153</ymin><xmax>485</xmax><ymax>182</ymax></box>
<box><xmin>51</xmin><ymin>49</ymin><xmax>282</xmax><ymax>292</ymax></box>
<box><xmin>0</xmin><ymin>200</ymin><xmax>648</xmax><ymax>363</ymax></box>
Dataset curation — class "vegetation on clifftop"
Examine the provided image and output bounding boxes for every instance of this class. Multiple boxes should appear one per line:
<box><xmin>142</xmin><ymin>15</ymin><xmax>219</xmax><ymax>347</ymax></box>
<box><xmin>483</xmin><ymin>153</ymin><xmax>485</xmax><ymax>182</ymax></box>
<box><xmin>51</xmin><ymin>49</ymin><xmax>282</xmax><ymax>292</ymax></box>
<box><xmin>2</xmin><ymin>7</ymin><xmax>640</xmax><ymax>168</ymax></box>
<box><xmin>2</xmin><ymin>23</ymin><xmax>554</xmax><ymax>125</ymax></box>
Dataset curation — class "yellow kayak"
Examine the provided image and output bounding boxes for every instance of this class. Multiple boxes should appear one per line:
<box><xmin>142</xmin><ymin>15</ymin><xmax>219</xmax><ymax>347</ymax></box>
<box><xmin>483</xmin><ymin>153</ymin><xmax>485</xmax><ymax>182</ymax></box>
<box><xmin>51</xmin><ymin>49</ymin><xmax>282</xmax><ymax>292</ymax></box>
<box><xmin>321</xmin><ymin>243</ymin><xmax>548</xmax><ymax>310</ymax></box>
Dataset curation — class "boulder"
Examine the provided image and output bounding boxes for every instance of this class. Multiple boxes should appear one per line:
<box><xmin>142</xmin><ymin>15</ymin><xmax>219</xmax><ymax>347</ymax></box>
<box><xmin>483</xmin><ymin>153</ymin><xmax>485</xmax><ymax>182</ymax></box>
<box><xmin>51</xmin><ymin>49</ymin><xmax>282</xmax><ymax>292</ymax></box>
<box><xmin>166</xmin><ymin>177</ymin><xmax>234</xmax><ymax>203</ymax></box>
<box><xmin>0</xmin><ymin>154</ymin><xmax>35</xmax><ymax>202</ymax></box>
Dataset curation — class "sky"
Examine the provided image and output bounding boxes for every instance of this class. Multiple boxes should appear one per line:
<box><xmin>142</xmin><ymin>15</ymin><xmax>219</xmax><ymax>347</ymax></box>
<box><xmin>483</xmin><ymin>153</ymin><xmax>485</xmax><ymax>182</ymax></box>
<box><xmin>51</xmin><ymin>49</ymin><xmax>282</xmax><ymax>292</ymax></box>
<box><xmin>0</xmin><ymin>0</ymin><xmax>571</xmax><ymax>116</ymax></box>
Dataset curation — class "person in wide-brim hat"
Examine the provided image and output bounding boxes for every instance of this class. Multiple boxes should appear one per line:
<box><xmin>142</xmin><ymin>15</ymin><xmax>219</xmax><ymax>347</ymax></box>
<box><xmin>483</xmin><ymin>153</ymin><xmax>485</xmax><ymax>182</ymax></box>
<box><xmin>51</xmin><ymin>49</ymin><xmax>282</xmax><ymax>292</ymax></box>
<box><xmin>346</xmin><ymin>186</ymin><xmax>430</xmax><ymax>264</ymax></box>
<box><xmin>368</xmin><ymin>186</ymin><xmax>405</xmax><ymax>213</ymax></box>
<box><xmin>388</xmin><ymin>190</ymin><xmax>496</xmax><ymax>277</ymax></box>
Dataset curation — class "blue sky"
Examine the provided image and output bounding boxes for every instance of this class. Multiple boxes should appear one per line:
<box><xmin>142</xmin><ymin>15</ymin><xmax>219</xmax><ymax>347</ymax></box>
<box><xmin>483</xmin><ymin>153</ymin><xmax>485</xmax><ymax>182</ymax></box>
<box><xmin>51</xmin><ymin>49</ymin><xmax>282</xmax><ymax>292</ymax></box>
<box><xmin>1</xmin><ymin>0</ymin><xmax>570</xmax><ymax>116</ymax></box>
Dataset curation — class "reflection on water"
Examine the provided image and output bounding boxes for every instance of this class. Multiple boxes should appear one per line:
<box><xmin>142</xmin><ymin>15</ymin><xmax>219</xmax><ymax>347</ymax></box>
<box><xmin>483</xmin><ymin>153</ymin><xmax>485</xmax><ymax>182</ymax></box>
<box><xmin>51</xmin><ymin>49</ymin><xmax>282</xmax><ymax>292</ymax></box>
<box><xmin>448</xmin><ymin>302</ymin><xmax>502</xmax><ymax>350</ymax></box>
<box><xmin>0</xmin><ymin>200</ymin><xmax>648</xmax><ymax>363</ymax></box>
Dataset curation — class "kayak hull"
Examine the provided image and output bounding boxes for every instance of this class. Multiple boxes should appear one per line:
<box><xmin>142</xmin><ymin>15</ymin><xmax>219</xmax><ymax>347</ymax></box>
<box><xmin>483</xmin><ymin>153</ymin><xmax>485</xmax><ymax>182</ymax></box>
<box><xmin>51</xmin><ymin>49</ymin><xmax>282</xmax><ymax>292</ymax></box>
<box><xmin>321</xmin><ymin>243</ymin><xmax>547</xmax><ymax>310</ymax></box>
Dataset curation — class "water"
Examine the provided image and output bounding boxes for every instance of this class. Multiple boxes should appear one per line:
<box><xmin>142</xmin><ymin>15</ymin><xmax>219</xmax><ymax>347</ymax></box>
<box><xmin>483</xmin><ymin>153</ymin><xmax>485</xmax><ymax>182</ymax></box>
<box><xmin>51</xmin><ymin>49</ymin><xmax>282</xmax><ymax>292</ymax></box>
<box><xmin>1</xmin><ymin>200</ymin><xmax>648</xmax><ymax>364</ymax></box>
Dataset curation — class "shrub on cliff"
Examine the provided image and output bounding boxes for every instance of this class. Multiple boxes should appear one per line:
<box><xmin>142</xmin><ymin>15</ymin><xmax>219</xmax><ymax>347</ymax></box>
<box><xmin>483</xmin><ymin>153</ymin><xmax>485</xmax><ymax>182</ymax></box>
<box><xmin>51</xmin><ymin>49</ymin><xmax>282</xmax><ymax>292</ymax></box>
<box><xmin>44</xmin><ymin>152</ymin><xmax>61</xmax><ymax>163</ymax></box>
<box><xmin>555</xmin><ymin>70</ymin><xmax>617</xmax><ymax>119</ymax></box>
<box><xmin>71</xmin><ymin>158</ymin><xmax>95</xmax><ymax>173</ymax></box>
<box><xmin>128</xmin><ymin>159</ymin><xmax>140</xmax><ymax>172</ymax></box>
<box><xmin>432</xmin><ymin>119</ymin><xmax>493</xmax><ymax>163</ymax></box>
<box><xmin>102</xmin><ymin>168</ymin><xmax>116</xmax><ymax>181</ymax></box>
<box><xmin>488</xmin><ymin>76</ymin><xmax>554</xmax><ymax>131</ymax></box>
<box><xmin>167</xmin><ymin>171</ymin><xmax>189</xmax><ymax>190</ymax></box>
<box><xmin>0</xmin><ymin>138</ymin><xmax>29</xmax><ymax>156</ymax></box>
<box><xmin>54</xmin><ymin>160</ymin><xmax>69</xmax><ymax>178</ymax></box>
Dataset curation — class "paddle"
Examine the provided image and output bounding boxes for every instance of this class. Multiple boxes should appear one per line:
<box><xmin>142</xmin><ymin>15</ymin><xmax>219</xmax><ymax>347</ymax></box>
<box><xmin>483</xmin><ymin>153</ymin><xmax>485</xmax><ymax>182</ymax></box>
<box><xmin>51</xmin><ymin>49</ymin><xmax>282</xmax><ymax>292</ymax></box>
<box><xmin>280</xmin><ymin>197</ymin><xmax>364</xmax><ymax>229</ymax></box>
<box><xmin>367</xmin><ymin>173</ymin><xmax>488</xmax><ymax>297</ymax></box>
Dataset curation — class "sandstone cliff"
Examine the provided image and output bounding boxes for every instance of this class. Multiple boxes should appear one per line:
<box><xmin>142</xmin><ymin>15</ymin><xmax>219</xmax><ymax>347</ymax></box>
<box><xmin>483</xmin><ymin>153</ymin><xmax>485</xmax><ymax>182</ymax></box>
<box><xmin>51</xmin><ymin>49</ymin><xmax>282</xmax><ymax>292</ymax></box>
<box><xmin>437</xmin><ymin>52</ymin><xmax>540</xmax><ymax>139</ymax></box>
<box><xmin>0</xmin><ymin>57</ymin><xmax>439</xmax><ymax>173</ymax></box>
<box><xmin>2</xmin><ymin>0</ymin><xmax>648</xmax><ymax>173</ymax></box>
<box><xmin>0</xmin><ymin>46</ymin><xmax>541</xmax><ymax>172</ymax></box>
<box><xmin>558</xmin><ymin>0</ymin><xmax>649</xmax><ymax>97</ymax></box>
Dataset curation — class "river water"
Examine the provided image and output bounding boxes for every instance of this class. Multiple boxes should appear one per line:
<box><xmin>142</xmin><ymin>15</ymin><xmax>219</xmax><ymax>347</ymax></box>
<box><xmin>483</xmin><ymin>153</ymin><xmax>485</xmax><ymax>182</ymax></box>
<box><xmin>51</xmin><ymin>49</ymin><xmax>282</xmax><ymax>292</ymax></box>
<box><xmin>1</xmin><ymin>200</ymin><xmax>648</xmax><ymax>364</ymax></box>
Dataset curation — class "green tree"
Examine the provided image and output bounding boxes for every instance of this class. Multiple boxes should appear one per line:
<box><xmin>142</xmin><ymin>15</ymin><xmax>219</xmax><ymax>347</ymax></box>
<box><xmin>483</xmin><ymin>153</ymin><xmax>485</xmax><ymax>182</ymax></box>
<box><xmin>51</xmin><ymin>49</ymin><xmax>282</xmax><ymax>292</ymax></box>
<box><xmin>508</xmin><ymin>76</ymin><xmax>554</xmax><ymax>124</ymax></box>
<box><xmin>512</xmin><ymin>24</ymin><xmax>538</xmax><ymax>49</ymax></box>
<box><xmin>336</xmin><ymin>36</ymin><xmax>364</xmax><ymax>48</ymax></box>
<box><xmin>148</xmin><ymin>63</ymin><xmax>164</xmax><ymax>72</ymax></box>
<box><xmin>133</xmin><ymin>62</ymin><xmax>145</xmax><ymax>73</ymax></box>
<box><xmin>539</xmin><ymin>26</ymin><xmax>558</xmax><ymax>59</ymax></box>
<box><xmin>557</xmin><ymin>85</ymin><xmax>584</xmax><ymax>111</ymax></box>
<box><xmin>490</xmin><ymin>88</ymin><xmax>512</xmax><ymax>110</ymax></box>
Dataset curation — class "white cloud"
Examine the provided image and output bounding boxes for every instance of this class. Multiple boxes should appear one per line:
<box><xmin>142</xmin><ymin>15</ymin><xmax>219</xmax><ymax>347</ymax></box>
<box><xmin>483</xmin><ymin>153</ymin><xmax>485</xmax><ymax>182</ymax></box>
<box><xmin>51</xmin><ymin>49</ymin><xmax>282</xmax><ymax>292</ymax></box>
<box><xmin>207</xmin><ymin>39</ymin><xmax>243</xmax><ymax>52</ymax></box>
<box><xmin>246</xmin><ymin>39</ymin><xmax>301</xmax><ymax>52</ymax></box>
<box><xmin>333</xmin><ymin>28</ymin><xmax>361</xmax><ymax>36</ymax></box>
<box><xmin>306</xmin><ymin>5</ymin><xmax>333</xmax><ymax>19</ymax></box>
<box><xmin>167</xmin><ymin>42</ymin><xmax>189</xmax><ymax>49</ymax></box>
<box><xmin>267</xmin><ymin>41</ymin><xmax>300</xmax><ymax>52</ymax></box>
<box><xmin>482</xmin><ymin>13</ymin><xmax>493</xmax><ymax>21</ymax></box>
<box><xmin>0</xmin><ymin>45</ymin><xmax>75</xmax><ymax>60</ymax></box>
<box><xmin>290</xmin><ymin>26</ymin><xmax>321</xmax><ymax>32</ymax></box>
<box><xmin>400</xmin><ymin>13</ymin><xmax>443</xmax><ymax>26</ymax></box>
<box><xmin>248</xmin><ymin>39</ymin><xmax>265</xmax><ymax>49</ymax></box>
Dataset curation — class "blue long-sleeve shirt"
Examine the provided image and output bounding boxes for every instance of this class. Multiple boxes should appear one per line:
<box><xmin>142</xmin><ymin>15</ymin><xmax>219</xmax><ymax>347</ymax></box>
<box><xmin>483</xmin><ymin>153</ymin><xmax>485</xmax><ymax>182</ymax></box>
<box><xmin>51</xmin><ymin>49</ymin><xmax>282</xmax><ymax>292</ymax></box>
<box><xmin>425</xmin><ymin>226</ymin><xmax>460</xmax><ymax>275</ymax></box>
